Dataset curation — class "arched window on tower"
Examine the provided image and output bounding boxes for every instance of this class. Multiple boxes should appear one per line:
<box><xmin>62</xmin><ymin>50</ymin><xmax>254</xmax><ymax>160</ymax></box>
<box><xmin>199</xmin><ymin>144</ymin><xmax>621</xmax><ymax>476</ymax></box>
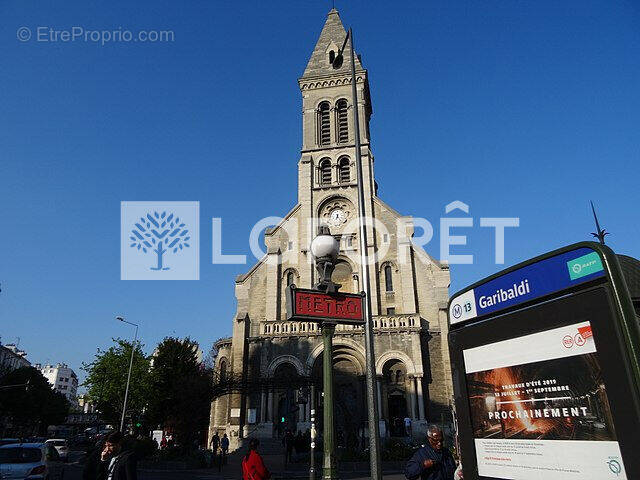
<box><xmin>317</xmin><ymin>102</ymin><xmax>331</xmax><ymax>146</ymax></box>
<box><xmin>219</xmin><ymin>359</ymin><xmax>227</xmax><ymax>384</ymax></box>
<box><xmin>319</xmin><ymin>158</ymin><xmax>332</xmax><ymax>185</ymax></box>
<box><xmin>287</xmin><ymin>271</ymin><xmax>295</xmax><ymax>286</ymax></box>
<box><xmin>338</xmin><ymin>156</ymin><xmax>350</xmax><ymax>184</ymax></box>
<box><xmin>336</xmin><ymin>99</ymin><xmax>349</xmax><ymax>143</ymax></box>
<box><xmin>384</xmin><ymin>265</ymin><xmax>393</xmax><ymax>292</ymax></box>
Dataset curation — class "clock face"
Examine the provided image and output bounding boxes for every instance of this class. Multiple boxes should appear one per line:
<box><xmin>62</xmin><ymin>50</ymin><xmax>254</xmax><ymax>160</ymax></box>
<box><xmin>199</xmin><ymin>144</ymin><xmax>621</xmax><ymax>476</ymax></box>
<box><xmin>329</xmin><ymin>208</ymin><xmax>346</xmax><ymax>226</ymax></box>
<box><xmin>320</xmin><ymin>198</ymin><xmax>353</xmax><ymax>230</ymax></box>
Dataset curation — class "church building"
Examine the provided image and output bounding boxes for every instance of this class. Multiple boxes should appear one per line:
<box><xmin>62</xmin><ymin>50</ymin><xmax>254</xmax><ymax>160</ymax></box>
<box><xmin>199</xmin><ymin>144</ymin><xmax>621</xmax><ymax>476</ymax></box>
<box><xmin>209</xmin><ymin>9</ymin><xmax>452</xmax><ymax>449</ymax></box>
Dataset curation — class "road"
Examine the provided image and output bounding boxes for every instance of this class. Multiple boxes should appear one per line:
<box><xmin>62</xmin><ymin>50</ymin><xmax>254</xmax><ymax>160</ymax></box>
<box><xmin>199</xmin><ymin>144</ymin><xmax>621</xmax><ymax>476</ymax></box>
<box><xmin>63</xmin><ymin>450</ymin><xmax>406</xmax><ymax>480</ymax></box>
<box><xmin>64</xmin><ymin>463</ymin><xmax>405</xmax><ymax>480</ymax></box>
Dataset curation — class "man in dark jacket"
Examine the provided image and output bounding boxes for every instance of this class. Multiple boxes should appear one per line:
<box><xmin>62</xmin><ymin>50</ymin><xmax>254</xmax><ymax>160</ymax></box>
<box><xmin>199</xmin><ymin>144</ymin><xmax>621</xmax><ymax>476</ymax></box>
<box><xmin>83</xmin><ymin>431</ymin><xmax>137</xmax><ymax>480</ymax></box>
<box><xmin>282</xmin><ymin>429</ymin><xmax>294</xmax><ymax>464</ymax></box>
<box><xmin>404</xmin><ymin>425</ymin><xmax>456</xmax><ymax>480</ymax></box>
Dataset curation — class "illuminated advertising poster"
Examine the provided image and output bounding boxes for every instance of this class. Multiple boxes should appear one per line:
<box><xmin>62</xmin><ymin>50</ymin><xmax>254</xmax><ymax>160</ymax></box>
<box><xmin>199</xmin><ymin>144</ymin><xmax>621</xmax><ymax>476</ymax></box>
<box><xmin>463</xmin><ymin>321</ymin><xmax>626</xmax><ymax>479</ymax></box>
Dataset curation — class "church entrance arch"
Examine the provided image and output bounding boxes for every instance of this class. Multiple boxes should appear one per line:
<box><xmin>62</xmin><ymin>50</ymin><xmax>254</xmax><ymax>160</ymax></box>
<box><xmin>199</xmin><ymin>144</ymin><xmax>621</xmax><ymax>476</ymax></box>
<box><xmin>273</xmin><ymin>362</ymin><xmax>299</xmax><ymax>437</ymax></box>
<box><xmin>382</xmin><ymin>359</ymin><xmax>409</xmax><ymax>437</ymax></box>
<box><xmin>311</xmin><ymin>344</ymin><xmax>366</xmax><ymax>449</ymax></box>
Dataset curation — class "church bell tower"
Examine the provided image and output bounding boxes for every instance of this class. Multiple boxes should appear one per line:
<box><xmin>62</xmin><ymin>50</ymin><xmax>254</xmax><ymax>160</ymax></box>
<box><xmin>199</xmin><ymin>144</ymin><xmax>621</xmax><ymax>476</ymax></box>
<box><xmin>297</xmin><ymin>9</ymin><xmax>377</xmax><ymax>269</ymax></box>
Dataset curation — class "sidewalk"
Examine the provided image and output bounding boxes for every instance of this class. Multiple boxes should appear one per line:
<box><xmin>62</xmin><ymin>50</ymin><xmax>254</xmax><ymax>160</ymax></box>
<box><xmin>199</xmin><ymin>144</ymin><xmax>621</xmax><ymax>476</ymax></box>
<box><xmin>196</xmin><ymin>451</ymin><xmax>404</xmax><ymax>480</ymax></box>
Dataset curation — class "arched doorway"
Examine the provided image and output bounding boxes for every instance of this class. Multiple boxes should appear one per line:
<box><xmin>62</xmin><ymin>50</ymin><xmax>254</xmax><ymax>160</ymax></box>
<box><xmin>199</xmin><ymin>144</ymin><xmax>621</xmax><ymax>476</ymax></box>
<box><xmin>382</xmin><ymin>359</ymin><xmax>409</xmax><ymax>437</ymax></box>
<box><xmin>273</xmin><ymin>363</ymin><xmax>299</xmax><ymax>437</ymax></box>
<box><xmin>311</xmin><ymin>344</ymin><xmax>366</xmax><ymax>448</ymax></box>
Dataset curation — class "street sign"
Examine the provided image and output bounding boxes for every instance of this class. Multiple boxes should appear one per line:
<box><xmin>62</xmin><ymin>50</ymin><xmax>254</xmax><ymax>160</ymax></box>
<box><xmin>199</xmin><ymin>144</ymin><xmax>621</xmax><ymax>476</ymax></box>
<box><xmin>448</xmin><ymin>242</ymin><xmax>640</xmax><ymax>480</ymax></box>
<box><xmin>285</xmin><ymin>284</ymin><xmax>365</xmax><ymax>324</ymax></box>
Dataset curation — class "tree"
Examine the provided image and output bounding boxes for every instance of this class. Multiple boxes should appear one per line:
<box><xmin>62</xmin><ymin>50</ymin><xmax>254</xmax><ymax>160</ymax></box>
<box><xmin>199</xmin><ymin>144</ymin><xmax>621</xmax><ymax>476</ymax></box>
<box><xmin>146</xmin><ymin>337</ymin><xmax>212</xmax><ymax>449</ymax></box>
<box><xmin>129</xmin><ymin>211</ymin><xmax>191</xmax><ymax>271</ymax></box>
<box><xmin>202</xmin><ymin>339</ymin><xmax>220</xmax><ymax>370</ymax></box>
<box><xmin>82</xmin><ymin>338</ymin><xmax>151</xmax><ymax>426</ymax></box>
<box><xmin>0</xmin><ymin>367</ymin><xmax>69</xmax><ymax>436</ymax></box>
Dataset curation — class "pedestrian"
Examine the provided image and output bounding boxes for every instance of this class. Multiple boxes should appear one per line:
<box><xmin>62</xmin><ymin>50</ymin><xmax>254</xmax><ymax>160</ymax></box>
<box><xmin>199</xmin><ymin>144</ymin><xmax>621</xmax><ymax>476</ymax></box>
<box><xmin>404</xmin><ymin>416</ymin><xmax>413</xmax><ymax>437</ymax></box>
<box><xmin>294</xmin><ymin>431</ymin><xmax>303</xmax><ymax>457</ymax></box>
<box><xmin>404</xmin><ymin>425</ymin><xmax>456</xmax><ymax>480</ymax></box>
<box><xmin>220</xmin><ymin>433</ymin><xmax>230</xmax><ymax>466</ymax></box>
<box><xmin>394</xmin><ymin>417</ymin><xmax>402</xmax><ymax>436</ymax></box>
<box><xmin>242</xmin><ymin>438</ymin><xmax>271</xmax><ymax>480</ymax></box>
<box><xmin>209</xmin><ymin>432</ymin><xmax>220</xmax><ymax>469</ymax></box>
<box><xmin>282</xmin><ymin>429</ymin><xmax>294</xmax><ymax>465</ymax></box>
<box><xmin>82</xmin><ymin>431</ymin><xmax>137</xmax><ymax>480</ymax></box>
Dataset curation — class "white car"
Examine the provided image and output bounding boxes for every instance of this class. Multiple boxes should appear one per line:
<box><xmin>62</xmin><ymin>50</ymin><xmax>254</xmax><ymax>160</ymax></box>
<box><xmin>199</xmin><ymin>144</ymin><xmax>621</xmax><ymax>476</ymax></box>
<box><xmin>0</xmin><ymin>442</ymin><xmax>65</xmax><ymax>480</ymax></box>
<box><xmin>45</xmin><ymin>439</ymin><xmax>69</xmax><ymax>462</ymax></box>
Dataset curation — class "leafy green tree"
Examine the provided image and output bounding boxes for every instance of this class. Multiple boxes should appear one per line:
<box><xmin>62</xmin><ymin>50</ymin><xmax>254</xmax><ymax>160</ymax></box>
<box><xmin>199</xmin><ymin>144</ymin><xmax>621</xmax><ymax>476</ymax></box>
<box><xmin>0</xmin><ymin>367</ymin><xmax>69</xmax><ymax>435</ymax></box>
<box><xmin>146</xmin><ymin>337</ymin><xmax>213</xmax><ymax>449</ymax></box>
<box><xmin>82</xmin><ymin>338</ymin><xmax>151</xmax><ymax>426</ymax></box>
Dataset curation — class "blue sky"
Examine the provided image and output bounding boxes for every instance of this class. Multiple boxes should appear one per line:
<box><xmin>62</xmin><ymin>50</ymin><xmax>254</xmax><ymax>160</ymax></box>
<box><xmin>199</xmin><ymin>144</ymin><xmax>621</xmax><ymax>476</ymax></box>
<box><xmin>1</xmin><ymin>1</ymin><xmax>639</xmax><ymax>385</ymax></box>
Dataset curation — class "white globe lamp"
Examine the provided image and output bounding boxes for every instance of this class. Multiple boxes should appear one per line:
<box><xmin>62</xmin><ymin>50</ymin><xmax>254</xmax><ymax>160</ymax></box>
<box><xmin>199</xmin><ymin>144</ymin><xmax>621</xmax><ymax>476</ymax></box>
<box><xmin>310</xmin><ymin>230</ymin><xmax>339</xmax><ymax>260</ymax></box>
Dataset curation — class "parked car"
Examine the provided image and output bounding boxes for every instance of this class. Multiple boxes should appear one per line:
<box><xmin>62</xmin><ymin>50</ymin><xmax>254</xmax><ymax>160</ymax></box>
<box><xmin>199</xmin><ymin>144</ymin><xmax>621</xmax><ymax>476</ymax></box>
<box><xmin>45</xmin><ymin>439</ymin><xmax>69</xmax><ymax>462</ymax></box>
<box><xmin>0</xmin><ymin>439</ymin><xmax>20</xmax><ymax>447</ymax></box>
<box><xmin>0</xmin><ymin>442</ymin><xmax>65</xmax><ymax>479</ymax></box>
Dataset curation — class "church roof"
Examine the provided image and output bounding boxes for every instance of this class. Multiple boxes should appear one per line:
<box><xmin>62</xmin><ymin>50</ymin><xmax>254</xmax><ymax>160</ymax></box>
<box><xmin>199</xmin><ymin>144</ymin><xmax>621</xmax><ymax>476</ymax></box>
<box><xmin>302</xmin><ymin>8</ymin><xmax>365</xmax><ymax>79</ymax></box>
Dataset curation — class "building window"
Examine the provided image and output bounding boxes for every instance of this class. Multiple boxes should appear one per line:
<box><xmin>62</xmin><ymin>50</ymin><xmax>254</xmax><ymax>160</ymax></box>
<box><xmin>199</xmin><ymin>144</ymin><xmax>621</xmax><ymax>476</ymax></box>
<box><xmin>317</xmin><ymin>102</ymin><xmax>331</xmax><ymax>146</ymax></box>
<box><xmin>288</xmin><ymin>241</ymin><xmax>293</xmax><ymax>251</ymax></box>
<box><xmin>338</xmin><ymin>157</ymin><xmax>350</xmax><ymax>184</ymax></box>
<box><xmin>287</xmin><ymin>271</ymin><xmax>295</xmax><ymax>286</ymax></box>
<box><xmin>384</xmin><ymin>265</ymin><xmax>393</xmax><ymax>292</ymax></box>
<box><xmin>383</xmin><ymin>233</ymin><xmax>389</xmax><ymax>243</ymax></box>
<box><xmin>386</xmin><ymin>307</ymin><xmax>396</xmax><ymax>315</ymax></box>
<box><xmin>319</xmin><ymin>158</ymin><xmax>332</xmax><ymax>185</ymax></box>
<box><xmin>336</xmin><ymin>99</ymin><xmax>348</xmax><ymax>143</ymax></box>
<box><xmin>219</xmin><ymin>360</ymin><xmax>227</xmax><ymax>383</ymax></box>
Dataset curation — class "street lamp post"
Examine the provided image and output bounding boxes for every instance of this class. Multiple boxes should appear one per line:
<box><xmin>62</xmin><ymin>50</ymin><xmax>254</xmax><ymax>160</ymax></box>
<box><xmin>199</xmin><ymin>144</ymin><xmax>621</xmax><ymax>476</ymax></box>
<box><xmin>310</xmin><ymin>226</ymin><xmax>340</xmax><ymax>480</ymax></box>
<box><xmin>333</xmin><ymin>28</ymin><xmax>383</xmax><ymax>480</ymax></box>
<box><xmin>115</xmin><ymin>316</ymin><xmax>138</xmax><ymax>433</ymax></box>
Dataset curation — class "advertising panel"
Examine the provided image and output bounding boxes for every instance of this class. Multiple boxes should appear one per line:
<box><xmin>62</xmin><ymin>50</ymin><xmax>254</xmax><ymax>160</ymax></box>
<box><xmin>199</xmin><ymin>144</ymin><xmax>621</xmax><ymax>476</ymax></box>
<box><xmin>463</xmin><ymin>321</ymin><xmax>626</xmax><ymax>479</ymax></box>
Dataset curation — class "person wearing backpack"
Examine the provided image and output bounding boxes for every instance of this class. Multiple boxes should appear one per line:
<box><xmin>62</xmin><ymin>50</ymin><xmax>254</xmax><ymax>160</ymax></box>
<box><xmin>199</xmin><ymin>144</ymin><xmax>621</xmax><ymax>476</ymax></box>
<box><xmin>242</xmin><ymin>438</ymin><xmax>271</xmax><ymax>480</ymax></box>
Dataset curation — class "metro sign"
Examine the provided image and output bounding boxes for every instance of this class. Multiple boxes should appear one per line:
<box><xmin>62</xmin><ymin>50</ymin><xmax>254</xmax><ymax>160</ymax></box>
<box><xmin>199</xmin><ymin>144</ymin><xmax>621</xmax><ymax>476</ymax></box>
<box><xmin>286</xmin><ymin>285</ymin><xmax>365</xmax><ymax>324</ymax></box>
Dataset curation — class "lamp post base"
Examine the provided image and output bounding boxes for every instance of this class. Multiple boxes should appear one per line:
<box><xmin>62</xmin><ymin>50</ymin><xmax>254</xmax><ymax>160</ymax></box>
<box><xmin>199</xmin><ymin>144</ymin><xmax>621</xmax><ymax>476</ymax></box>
<box><xmin>323</xmin><ymin>463</ymin><xmax>338</xmax><ymax>480</ymax></box>
<box><xmin>322</xmin><ymin>323</ymin><xmax>338</xmax><ymax>480</ymax></box>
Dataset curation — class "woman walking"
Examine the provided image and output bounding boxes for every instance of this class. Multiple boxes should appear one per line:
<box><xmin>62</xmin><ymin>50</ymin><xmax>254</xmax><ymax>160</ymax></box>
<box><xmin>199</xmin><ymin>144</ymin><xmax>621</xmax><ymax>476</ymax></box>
<box><xmin>242</xmin><ymin>438</ymin><xmax>271</xmax><ymax>480</ymax></box>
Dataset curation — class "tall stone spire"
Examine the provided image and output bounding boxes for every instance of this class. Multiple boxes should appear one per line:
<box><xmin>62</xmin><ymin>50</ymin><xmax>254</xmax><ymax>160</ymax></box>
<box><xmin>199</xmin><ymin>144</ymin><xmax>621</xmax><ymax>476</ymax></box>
<box><xmin>301</xmin><ymin>8</ymin><xmax>365</xmax><ymax>79</ymax></box>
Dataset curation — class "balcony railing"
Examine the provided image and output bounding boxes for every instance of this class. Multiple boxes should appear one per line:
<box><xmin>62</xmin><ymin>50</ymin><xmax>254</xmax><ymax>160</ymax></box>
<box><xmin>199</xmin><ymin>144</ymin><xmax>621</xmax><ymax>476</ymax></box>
<box><xmin>260</xmin><ymin>314</ymin><xmax>420</xmax><ymax>336</ymax></box>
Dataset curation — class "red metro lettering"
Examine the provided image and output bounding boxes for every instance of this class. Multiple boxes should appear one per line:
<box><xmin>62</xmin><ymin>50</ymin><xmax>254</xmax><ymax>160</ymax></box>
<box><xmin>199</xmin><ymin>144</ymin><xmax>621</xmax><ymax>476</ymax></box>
<box><xmin>295</xmin><ymin>291</ymin><xmax>363</xmax><ymax>321</ymax></box>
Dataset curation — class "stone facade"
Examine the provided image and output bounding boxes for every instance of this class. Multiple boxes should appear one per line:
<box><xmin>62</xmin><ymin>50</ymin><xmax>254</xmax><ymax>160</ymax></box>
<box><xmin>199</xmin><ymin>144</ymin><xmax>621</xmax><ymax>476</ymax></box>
<box><xmin>208</xmin><ymin>9</ymin><xmax>452</xmax><ymax>450</ymax></box>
